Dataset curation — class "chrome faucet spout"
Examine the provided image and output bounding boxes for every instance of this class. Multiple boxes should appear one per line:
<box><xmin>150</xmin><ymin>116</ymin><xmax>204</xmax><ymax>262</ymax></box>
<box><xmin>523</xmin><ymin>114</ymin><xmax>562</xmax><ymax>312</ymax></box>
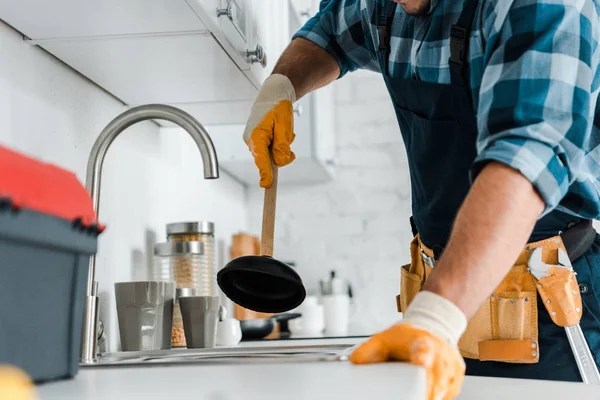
<box><xmin>80</xmin><ymin>104</ymin><xmax>219</xmax><ymax>364</ymax></box>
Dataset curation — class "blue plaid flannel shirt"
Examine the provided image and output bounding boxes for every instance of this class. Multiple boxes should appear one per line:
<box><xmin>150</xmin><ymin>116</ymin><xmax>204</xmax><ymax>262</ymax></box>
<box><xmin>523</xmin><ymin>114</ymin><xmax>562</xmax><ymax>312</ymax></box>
<box><xmin>294</xmin><ymin>0</ymin><xmax>600</xmax><ymax>219</ymax></box>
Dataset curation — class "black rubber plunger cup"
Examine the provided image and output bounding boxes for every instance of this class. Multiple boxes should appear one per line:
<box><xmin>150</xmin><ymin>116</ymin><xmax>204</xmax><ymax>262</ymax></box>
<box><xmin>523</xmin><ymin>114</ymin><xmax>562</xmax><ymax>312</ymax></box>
<box><xmin>218</xmin><ymin>160</ymin><xmax>306</xmax><ymax>313</ymax></box>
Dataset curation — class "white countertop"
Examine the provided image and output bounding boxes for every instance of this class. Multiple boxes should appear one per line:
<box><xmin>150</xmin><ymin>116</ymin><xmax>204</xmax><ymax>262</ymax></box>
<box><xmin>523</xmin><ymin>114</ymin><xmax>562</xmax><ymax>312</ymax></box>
<box><xmin>36</xmin><ymin>338</ymin><xmax>600</xmax><ymax>400</ymax></box>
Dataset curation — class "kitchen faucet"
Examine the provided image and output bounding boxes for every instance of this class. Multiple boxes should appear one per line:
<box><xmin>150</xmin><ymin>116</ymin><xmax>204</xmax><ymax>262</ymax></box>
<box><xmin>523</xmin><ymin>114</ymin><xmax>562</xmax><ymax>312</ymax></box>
<box><xmin>80</xmin><ymin>104</ymin><xmax>220</xmax><ymax>364</ymax></box>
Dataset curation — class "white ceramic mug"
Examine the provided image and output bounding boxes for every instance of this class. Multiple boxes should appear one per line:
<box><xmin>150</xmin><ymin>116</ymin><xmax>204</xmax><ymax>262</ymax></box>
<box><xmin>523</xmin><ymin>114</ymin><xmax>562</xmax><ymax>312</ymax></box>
<box><xmin>323</xmin><ymin>294</ymin><xmax>350</xmax><ymax>335</ymax></box>
<box><xmin>289</xmin><ymin>296</ymin><xmax>325</xmax><ymax>335</ymax></box>
<box><xmin>216</xmin><ymin>318</ymin><xmax>242</xmax><ymax>346</ymax></box>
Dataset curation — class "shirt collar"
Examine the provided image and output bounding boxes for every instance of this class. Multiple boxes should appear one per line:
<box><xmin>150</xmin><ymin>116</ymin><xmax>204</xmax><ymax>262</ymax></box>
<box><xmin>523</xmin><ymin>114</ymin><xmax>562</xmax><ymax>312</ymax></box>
<box><xmin>428</xmin><ymin>0</ymin><xmax>440</xmax><ymax>14</ymax></box>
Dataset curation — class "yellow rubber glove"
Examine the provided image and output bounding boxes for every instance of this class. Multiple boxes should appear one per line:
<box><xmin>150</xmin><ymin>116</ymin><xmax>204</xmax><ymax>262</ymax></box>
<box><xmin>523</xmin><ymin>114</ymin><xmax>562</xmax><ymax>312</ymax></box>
<box><xmin>350</xmin><ymin>291</ymin><xmax>467</xmax><ymax>400</ymax></box>
<box><xmin>0</xmin><ymin>365</ymin><xmax>37</xmax><ymax>400</ymax></box>
<box><xmin>243</xmin><ymin>74</ymin><xmax>296</xmax><ymax>188</ymax></box>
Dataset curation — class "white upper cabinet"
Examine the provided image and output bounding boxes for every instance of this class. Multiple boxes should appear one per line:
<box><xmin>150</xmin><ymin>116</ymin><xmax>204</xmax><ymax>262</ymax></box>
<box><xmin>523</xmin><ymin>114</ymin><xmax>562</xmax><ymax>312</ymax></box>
<box><xmin>245</xmin><ymin>0</ymin><xmax>290</xmax><ymax>84</ymax></box>
<box><xmin>188</xmin><ymin>0</ymin><xmax>257</xmax><ymax>73</ymax></box>
<box><xmin>0</xmin><ymin>0</ymin><xmax>311</xmax><ymax>113</ymax></box>
<box><xmin>0</xmin><ymin>0</ymin><xmax>207</xmax><ymax>38</ymax></box>
<box><xmin>0</xmin><ymin>0</ymin><xmax>267</xmax><ymax>106</ymax></box>
<box><xmin>39</xmin><ymin>33</ymin><xmax>258</xmax><ymax>105</ymax></box>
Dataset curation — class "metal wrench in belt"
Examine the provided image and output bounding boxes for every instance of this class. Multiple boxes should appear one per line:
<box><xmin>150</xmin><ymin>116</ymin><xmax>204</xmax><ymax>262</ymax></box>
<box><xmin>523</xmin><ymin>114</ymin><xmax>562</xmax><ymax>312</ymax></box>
<box><xmin>528</xmin><ymin>247</ymin><xmax>600</xmax><ymax>384</ymax></box>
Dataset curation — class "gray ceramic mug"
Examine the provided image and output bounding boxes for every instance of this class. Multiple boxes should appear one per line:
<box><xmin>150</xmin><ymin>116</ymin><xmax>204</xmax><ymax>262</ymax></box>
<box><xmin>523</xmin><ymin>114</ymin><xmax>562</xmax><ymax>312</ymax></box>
<box><xmin>179</xmin><ymin>296</ymin><xmax>220</xmax><ymax>348</ymax></box>
<box><xmin>115</xmin><ymin>281</ymin><xmax>175</xmax><ymax>351</ymax></box>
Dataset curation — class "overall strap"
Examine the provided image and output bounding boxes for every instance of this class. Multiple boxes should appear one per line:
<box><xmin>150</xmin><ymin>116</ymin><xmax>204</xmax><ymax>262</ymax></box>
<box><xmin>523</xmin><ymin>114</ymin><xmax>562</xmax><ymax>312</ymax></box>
<box><xmin>375</xmin><ymin>1</ymin><xmax>398</xmax><ymax>76</ymax></box>
<box><xmin>449</xmin><ymin>0</ymin><xmax>480</xmax><ymax>87</ymax></box>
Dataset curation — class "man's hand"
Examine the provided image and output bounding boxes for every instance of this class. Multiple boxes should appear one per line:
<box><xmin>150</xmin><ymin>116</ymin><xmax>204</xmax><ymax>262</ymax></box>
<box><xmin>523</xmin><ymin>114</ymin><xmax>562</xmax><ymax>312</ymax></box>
<box><xmin>351</xmin><ymin>163</ymin><xmax>544</xmax><ymax>399</ymax></box>
<box><xmin>243</xmin><ymin>74</ymin><xmax>296</xmax><ymax>188</ymax></box>
<box><xmin>350</xmin><ymin>291</ymin><xmax>467</xmax><ymax>400</ymax></box>
<box><xmin>243</xmin><ymin>38</ymin><xmax>340</xmax><ymax>188</ymax></box>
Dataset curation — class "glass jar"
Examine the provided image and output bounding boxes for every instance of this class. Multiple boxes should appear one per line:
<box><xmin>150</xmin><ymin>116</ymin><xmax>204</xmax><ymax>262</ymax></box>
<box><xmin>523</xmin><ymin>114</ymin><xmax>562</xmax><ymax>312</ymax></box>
<box><xmin>153</xmin><ymin>241</ymin><xmax>204</xmax><ymax>347</ymax></box>
<box><xmin>173</xmin><ymin>287</ymin><xmax>197</xmax><ymax>347</ymax></box>
<box><xmin>166</xmin><ymin>222</ymin><xmax>216</xmax><ymax>297</ymax></box>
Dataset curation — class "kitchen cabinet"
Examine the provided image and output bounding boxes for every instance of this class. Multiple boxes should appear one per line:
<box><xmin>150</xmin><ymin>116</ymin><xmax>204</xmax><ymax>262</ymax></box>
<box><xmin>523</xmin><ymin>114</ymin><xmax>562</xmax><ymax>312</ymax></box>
<box><xmin>38</xmin><ymin>33</ymin><xmax>258</xmax><ymax>105</ymax></box>
<box><xmin>0</xmin><ymin>0</ymin><xmax>271</xmax><ymax>119</ymax></box>
<box><xmin>246</xmin><ymin>0</ymin><xmax>291</xmax><ymax>84</ymax></box>
<box><xmin>187</xmin><ymin>0</ymin><xmax>269</xmax><ymax>78</ymax></box>
<box><xmin>0</xmin><ymin>0</ymin><xmax>206</xmax><ymax>38</ymax></box>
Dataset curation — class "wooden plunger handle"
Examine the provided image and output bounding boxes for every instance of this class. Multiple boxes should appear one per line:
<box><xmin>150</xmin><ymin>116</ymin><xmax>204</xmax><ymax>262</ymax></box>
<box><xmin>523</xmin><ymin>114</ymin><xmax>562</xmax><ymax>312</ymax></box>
<box><xmin>261</xmin><ymin>158</ymin><xmax>278</xmax><ymax>257</ymax></box>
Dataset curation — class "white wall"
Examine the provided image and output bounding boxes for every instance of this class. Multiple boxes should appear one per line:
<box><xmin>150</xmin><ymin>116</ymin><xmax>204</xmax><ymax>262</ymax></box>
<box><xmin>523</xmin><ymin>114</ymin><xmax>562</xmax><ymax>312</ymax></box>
<box><xmin>0</xmin><ymin>21</ymin><xmax>247</xmax><ymax>352</ymax></box>
<box><xmin>246</xmin><ymin>70</ymin><xmax>411</xmax><ymax>334</ymax></box>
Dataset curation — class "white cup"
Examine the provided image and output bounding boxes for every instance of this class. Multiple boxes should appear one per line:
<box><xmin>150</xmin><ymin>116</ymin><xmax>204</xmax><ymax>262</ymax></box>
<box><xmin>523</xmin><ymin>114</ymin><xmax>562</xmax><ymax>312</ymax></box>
<box><xmin>216</xmin><ymin>318</ymin><xmax>242</xmax><ymax>346</ymax></box>
<box><xmin>289</xmin><ymin>297</ymin><xmax>324</xmax><ymax>336</ymax></box>
<box><xmin>323</xmin><ymin>295</ymin><xmax>350</xmax><ymax>335</ymax></box>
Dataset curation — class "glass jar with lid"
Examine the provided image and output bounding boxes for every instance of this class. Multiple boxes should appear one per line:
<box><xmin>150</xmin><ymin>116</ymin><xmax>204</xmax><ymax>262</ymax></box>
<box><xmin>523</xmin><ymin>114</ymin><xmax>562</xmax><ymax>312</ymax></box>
<box><xmin>166</xmin><ymin>221</ymin><xmax>216</xmax><ymax>297</ymax></box>
<box><xmin>153</xmin><ymin>241</ymin><xmax>204</xmax><ymax>347</ymax></box>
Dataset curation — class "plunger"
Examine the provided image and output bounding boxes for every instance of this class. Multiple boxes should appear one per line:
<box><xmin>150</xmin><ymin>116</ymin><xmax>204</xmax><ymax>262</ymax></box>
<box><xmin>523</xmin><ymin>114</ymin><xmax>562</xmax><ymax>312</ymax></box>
<box><xmin>217</xmin><ymin>157</ymin><xmax>306</xmax><ymax>313</ymax></box>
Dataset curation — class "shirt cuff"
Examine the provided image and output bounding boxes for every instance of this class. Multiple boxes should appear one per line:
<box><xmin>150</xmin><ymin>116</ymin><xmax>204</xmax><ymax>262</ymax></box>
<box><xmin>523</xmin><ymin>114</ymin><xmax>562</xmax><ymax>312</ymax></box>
<box><xmin>292</xmin><ymin>29</ymin><xmax>351</xmax><ymax>78</ymax></box>
<box><xmin>471</xmin><ymin>138</ymin><xmax>570</xmax><ymax>216</ymax></box>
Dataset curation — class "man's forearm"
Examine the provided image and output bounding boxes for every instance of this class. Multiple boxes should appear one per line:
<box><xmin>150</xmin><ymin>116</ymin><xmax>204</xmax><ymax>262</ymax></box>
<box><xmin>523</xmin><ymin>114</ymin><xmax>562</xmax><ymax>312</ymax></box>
<box><xmin>423</xmin><ymin>162</ymin><xmax>545</xmax><ymax>319</ymax></box>
<box><xmin>272</xmin><ymin>38</ymin><xmax>340</xmax><ymax>99</ymax></box>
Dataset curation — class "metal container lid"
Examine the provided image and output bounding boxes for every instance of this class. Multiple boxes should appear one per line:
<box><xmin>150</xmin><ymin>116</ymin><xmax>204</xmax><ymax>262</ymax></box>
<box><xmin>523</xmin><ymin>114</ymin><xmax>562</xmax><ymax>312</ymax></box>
<box><xmin>166</xmin><ymin>221</ymin><xmax>214</xmax><ymax>235</ymax></box>
<box><xmin>175</xmin><ymin>287</ymin><xmax>198</xmax><ymax>303</ymax></box>
<box><xmin>153</xmin><ymin>241</ymin><xmax>204</xmax><ymax>256</ymax></box>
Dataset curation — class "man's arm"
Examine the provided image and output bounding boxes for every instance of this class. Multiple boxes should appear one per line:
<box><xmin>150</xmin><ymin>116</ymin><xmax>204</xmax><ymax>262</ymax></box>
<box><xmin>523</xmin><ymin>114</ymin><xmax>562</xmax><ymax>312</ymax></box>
<box><xmin>272</xmin><ymin>38</ymin><xmax>340</xmax><ymax>100</ymax></box>
<box><xmin>428</xmin><ymin>0</ymin><xmax>599</xmax><ymax>318</ymax></box>
<box><xmin>244</xmin><ymin>0</ymin><xmax>376</xmax><ymax>187</ymax></box>
<box><xmin>423</xmin><ymin>162</ymin><xmax>544</xmax><ymax>318</ymax></box>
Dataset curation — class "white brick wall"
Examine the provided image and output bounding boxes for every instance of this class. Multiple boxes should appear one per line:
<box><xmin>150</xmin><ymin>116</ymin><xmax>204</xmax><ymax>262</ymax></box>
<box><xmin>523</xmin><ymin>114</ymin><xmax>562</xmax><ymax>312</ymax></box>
<box><xmin>246</xmin><ymin>70</ymin><xmax>412</xmax><ymax>334</ymax></box>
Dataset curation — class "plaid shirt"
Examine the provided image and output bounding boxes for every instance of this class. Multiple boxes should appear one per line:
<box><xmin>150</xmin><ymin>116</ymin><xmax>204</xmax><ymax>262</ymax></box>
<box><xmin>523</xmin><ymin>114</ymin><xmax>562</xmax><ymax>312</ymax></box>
<box><xmin>294</xmin><ymin>0</ymin><xmax>600</xmax><ymax>219</ymax></box>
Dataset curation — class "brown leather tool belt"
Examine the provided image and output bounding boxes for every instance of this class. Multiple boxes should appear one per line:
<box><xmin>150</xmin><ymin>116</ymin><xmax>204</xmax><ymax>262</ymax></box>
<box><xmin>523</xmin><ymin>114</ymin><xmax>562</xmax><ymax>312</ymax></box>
<box><xmin>396</xmin><ymin>220</ymin><xmax>595</xmax><ymax>364</ymax></box>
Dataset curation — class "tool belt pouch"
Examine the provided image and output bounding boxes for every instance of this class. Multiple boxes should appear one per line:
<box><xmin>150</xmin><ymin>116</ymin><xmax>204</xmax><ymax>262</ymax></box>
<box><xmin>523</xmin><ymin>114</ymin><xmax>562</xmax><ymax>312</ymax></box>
<box><xmin>397</xmin><ymin>235</ymin><xmax>540</xmax><ymax>364</ymax></box>
<box><xmin>462</xmin><ymin>267</ymin><xmax>539</xmax><ymax>364</ymax></box>
<box><xmin>397</xmin><ymin>235</ymin><xmax>432</xmax><ymax>314</ymax></box>
<box><xmin>535</xmin><ymin>255</ymin><xmax>583</xmax><ymax>328</ymax></box>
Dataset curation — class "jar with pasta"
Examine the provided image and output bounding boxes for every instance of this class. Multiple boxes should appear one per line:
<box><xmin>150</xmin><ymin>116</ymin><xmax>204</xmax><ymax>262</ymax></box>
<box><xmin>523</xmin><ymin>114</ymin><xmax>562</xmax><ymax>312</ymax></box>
<box><xmin>153</xmin><ymin>241</ymin><xmax>204</xmax><ymax>347</ymax></box>
<box><xmin>166</xmin><ymin>221</ymin><xmax>216</xmax><ymax>296</ymax></box>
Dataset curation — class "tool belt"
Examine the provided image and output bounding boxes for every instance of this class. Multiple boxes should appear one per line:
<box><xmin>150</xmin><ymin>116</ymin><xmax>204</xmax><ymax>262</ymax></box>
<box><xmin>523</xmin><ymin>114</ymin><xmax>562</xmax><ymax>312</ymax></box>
<box><xmin>396</xmin><ymin>220</ymin><xmax>595</xmax><ymax>363</ymax></box>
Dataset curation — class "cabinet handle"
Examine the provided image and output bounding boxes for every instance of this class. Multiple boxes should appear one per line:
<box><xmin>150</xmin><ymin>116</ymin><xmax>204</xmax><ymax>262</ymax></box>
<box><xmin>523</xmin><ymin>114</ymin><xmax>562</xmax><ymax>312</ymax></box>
<box><xmin>293</xmin><ymin>104</ymin><xmax>304</xmax><ymax>117</ymax></box>
<box><xmin>216</xmin><ymin>3</ymin><xmax>233</xmax><ymax>20</ymax></box>
<box><xmin>247</xmin><ymin>44</ymin><xmax>267</xmax><ymax>68</ymax></box>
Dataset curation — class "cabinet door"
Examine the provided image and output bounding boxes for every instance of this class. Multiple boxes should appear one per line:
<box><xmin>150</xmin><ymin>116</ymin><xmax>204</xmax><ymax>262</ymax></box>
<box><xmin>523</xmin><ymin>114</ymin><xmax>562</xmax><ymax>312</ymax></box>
<box><xmin>189</xmin><ymin>0</ymin><xmax>222</xmax><ymax>30</ymax></box>
<box><xmin>313</xmin><ymin>85</ymin><xmax>337</xmax><ymax>175</ymax></box>
<box><xmin>217</xmin><ymin>0</ymin><xmax>251</xmax><ymax>70</ymax></box>
<box><xmin>292</xmin><ymin>95</ymin><xmax>314</xmax><ymax>159</ymax></box>
<box><xmin>187</xmin><ymin>0</ymin><xmax>254</xmax><ymax>72</ymax></box>
<box><xmin>41</xmin><ymin>33</ymin><xmax>258</xmax><ymax>105</ymax></box>
<box><xmin>0</xmin><ymin>0</ymin><xmax>207</xmax><ymax>39</ymax></box>
<box><xmin>244</xmin><ymin>0</ymin><xmax>290</xmax><ymax>85</ymax></box>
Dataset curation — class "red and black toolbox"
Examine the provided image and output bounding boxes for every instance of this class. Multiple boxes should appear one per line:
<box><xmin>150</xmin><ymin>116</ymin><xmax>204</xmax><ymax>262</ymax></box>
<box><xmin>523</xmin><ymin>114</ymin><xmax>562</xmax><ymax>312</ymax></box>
<box><xmin>0</xmin><ymin>145</ymin><xmax>103</xmax><ymax>382</ymax></box>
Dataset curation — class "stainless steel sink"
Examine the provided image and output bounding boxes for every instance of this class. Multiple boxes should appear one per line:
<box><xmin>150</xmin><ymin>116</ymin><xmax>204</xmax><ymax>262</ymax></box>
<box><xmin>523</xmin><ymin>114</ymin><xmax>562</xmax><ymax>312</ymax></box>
<box><xmin>81</xmin><ymin>344</ymin><xmax>356</xmax><ymax>367</ymax></box>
